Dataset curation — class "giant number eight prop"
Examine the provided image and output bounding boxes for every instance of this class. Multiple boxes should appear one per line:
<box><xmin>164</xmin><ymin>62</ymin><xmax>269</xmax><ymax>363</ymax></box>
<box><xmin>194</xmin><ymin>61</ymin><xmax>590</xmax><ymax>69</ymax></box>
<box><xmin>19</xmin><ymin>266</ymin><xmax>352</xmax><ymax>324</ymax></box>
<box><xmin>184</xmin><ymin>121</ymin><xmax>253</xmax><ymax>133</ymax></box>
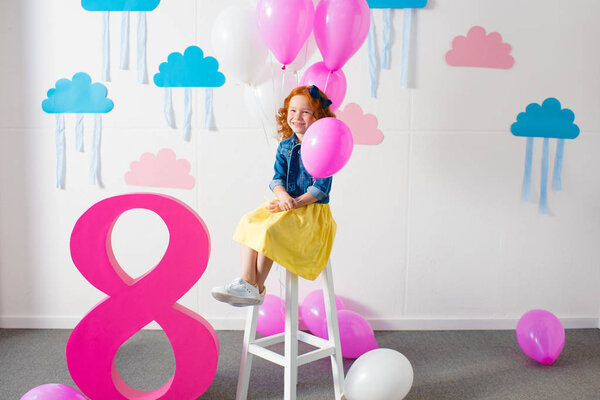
<box><xmin>66</xmin><ymin>193</ymin><xmax>219</xmax><ymax>399</ymax></box>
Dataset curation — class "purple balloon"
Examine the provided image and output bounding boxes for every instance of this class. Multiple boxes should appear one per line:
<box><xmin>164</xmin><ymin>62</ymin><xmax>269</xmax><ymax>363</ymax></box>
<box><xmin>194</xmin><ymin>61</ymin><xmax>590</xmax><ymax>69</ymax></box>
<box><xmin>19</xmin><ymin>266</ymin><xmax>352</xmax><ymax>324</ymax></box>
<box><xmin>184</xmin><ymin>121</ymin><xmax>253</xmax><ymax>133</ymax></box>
<box><xmin>300</xmin><ymin>62</ymin><xmax>347</xmax><ymax>111</ymax></box>
<box><xmin>300</xmin><ymin>290</ymin><xmax>345</xmax><ymax>338</ymax></box>
<box><xmin>323</xmin><ymin>310</ymin><xmax>377</xmax><ymax>359</ymax></box>
<box><xmin>256</xmin><ymin>0</ymin><xmax>315</xmax><ymax>66</ymax></box>
<box><xmin>20</xmin><ymin>384</ymin><xmax>87</xmax><ymax>400</ymax></box>
<box><xmin>301</xmin><ymin>117</ymin><xmax>354</xmax><ymax>179</ymax></box>
<box><xmin>257</xmin><ymin>295</ymin><xmax>286</xmax><ymax>336</ymax></box>
<box><xmin>516</xmin><ymin>309</ymin><xmax>565</xmax><ymax>365</ymax></box>
<box><xmin>313</xmin><ymin>0</ymin><xmax>370</xmax><ymax>71</ymax></box>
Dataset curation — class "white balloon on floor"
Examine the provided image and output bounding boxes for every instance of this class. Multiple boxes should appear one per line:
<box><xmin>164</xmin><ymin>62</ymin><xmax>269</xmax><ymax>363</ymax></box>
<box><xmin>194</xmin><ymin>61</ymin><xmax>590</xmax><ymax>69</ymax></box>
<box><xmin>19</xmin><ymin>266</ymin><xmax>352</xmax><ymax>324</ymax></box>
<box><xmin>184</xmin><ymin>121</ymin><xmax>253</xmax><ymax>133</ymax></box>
<box><xmin>344</xmin><ymin>348</ymin><xmax>414</xmax><ymax>400</ymax></box>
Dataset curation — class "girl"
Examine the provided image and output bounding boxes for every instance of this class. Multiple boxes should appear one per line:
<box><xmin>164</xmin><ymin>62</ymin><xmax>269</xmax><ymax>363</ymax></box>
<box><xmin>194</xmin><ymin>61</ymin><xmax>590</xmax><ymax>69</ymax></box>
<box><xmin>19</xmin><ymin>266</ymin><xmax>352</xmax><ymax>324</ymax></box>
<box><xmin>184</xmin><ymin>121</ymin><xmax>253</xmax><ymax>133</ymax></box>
<box><xmin>211</xmin><ymin>85</ymin><xmax>337</xmax><ymax>306</ymax></box>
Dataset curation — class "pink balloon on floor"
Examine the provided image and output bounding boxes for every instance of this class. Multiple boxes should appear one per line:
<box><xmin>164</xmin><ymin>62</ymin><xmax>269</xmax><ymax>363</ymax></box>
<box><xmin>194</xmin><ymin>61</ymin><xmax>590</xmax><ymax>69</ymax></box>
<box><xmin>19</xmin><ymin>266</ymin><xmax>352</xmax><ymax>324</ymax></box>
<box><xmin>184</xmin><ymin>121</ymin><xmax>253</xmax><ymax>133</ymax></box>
<box><xmin>300</xmin><ymin>62</ymin><xmax>346</xmax><ymax>111</ymax></box>
<box><xmin>516</xmin><ymin>309</ymin><xmax>565</xmax><ymax>365</ymax></box>
<box><xmin>256</xmin><ymin>0</ymin><xmax>315</xmax><ymax>66</ymax></box>
<box><xmin>313</xmin><ymin>0</ymin><xmax>370</xmax><ymax>71</ymax></box>
<box><xmin>301</xmin><ymin>117</ymin><xmax>354</xmax><ymax>179</ymax></box>
<box><xmin>257</xmin><ymin>295</ymin><xmax>286</xmax><ymax>336</ymax></box>
<box><xmin>20</xmin><ymin>384</ymin><xmax>87</xmax><ymax>400</ymax></box>
<box><xmin>325</xmin><ymin>310</ymin><xmax>377</xmax><ymax>359</ymax></box>
<box><xmin>300</xmin><ymin>290</ymin><xmax>345</xmax><ymax>338</ymax></box>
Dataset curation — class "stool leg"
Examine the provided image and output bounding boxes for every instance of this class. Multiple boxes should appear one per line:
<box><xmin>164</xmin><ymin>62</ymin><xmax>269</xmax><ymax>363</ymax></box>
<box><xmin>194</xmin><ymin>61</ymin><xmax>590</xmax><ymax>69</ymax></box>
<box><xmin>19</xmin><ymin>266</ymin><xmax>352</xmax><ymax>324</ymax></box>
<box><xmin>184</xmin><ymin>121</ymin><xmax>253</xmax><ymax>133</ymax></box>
<box><xmin>322</xmin><ymin>261</ymin><xmax>345</xmax><ymax>399</ymax></box>
<box><xmin>284</xmin><ymin>269</ymin><xmax>299</xmax><ymax>400</ymax></box>
<box><xmin>236</xmin><ymin>305</ymin><xmax>259</xmax><ymax>400</ymax></box>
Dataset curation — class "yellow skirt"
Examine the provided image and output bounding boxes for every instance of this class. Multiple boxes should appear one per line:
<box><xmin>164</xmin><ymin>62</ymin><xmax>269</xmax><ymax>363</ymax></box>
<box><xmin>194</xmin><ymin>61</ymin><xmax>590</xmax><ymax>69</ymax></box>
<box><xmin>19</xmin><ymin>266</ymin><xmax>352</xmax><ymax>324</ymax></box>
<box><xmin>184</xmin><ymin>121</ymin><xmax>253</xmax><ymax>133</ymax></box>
<box><xmin>233</xmin><ymin>201</ymin><xmax>336</xmax><ymax>280</ymax></box>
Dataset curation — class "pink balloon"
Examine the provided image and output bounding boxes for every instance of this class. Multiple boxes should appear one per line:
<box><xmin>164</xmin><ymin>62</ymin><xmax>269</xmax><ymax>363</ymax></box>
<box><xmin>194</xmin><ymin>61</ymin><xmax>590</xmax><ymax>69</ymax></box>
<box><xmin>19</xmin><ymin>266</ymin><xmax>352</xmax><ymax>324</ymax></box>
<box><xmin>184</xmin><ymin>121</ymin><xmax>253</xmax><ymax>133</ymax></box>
<box><xmin>300</xmin><ymin>61</ymin><xmax>346</xmax><ymax>111</ymax></box>
<box><xmin>20</xmin><ymin>384</ymin><xmax>86</xmax><ymax>400</ymax></box>
<box><xmin>300</xmin><ymin>290</ymin><xmax>345</xmax><ymax>338</ymax></box>
<box><xmin>516</xmin><ymin>309</ymin><xmax>565</xmax><ymax>365</ymax></box>
<box><xmin>257</xmin><ymin>295</ymin><xmax>286</xmax><ymax>336</ymax></box>
<box><xmin>256</xmin><ymin>0</ymin><xmax>315</xmax><ymax>66</ymax></box>
<box><xmin>323</xmin><ymin>310</ymin><xmax>377</xmax><ymax>359</ymax></box>
<box><xmin>301</xmin><ymin>117</ymin><xmax>353</xmax><ymax>178</ymax></box>
<box><xmin>313</xmin><ymin>0</ymin><xmax>370</xmax><ymax>71</ymax></box>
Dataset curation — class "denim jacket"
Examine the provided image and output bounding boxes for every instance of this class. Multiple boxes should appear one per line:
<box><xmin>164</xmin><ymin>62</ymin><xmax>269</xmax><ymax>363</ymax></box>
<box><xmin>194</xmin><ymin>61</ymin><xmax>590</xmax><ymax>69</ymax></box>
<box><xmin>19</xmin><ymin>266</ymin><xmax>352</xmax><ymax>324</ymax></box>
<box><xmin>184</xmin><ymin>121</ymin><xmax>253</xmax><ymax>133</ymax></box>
<box><xmin>269</xmin><ymin>134</ymin><xmax>333</xmax><ymax>204</ymax></box>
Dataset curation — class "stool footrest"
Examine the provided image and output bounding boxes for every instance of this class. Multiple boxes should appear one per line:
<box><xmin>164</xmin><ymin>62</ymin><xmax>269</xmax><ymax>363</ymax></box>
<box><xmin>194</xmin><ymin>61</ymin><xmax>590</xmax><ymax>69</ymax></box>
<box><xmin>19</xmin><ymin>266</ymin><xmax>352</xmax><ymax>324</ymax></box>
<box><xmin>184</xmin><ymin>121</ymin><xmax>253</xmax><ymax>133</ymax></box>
<box><xmin>248</xmin><ymin>344</ymin><xmax>285</xmax><ymax>366</ymax></box>
<box><xmin>296</xmin><ymin>330</ymin><xmax>332</xmax><ymax>349</ymax></box>
<box><xmin>253</xmin><ymin>332</ymin><xmax>285</xmax><ymax>348</ymax></box>
<box><xmin>297</xmin><ymin>346</ymin><xmax>336</xmax><ymax>366</ymax></box>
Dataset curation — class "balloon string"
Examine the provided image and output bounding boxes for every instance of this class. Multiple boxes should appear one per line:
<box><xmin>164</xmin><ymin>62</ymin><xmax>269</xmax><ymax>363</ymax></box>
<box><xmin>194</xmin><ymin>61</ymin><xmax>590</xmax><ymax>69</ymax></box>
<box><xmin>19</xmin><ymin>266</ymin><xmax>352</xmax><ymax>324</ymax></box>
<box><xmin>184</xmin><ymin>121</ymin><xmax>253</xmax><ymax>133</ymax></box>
<box><xmin>324</xmin><ymin>70</ymin><xmax>332</xmax><ymax>93</ymax></box>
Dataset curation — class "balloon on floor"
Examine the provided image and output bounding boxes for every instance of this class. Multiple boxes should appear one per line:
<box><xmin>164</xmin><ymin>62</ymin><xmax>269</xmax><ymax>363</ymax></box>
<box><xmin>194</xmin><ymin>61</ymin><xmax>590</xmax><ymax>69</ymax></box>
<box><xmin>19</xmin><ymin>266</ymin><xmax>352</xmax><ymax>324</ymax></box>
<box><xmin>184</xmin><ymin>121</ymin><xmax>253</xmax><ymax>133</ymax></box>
<box><xmin>344</xmin><ymin>348</ymin><xmax>414</xmax><ymax>400</ymax></box>
<box><xmin>20</xmin><ymin>384</ymin><xmax>86</xmax><ymax>400</ymax></box>
<box><xmin>516</xmin><ymin>309</ymin><xmax>565</xmax><ymax>365</ymax></box>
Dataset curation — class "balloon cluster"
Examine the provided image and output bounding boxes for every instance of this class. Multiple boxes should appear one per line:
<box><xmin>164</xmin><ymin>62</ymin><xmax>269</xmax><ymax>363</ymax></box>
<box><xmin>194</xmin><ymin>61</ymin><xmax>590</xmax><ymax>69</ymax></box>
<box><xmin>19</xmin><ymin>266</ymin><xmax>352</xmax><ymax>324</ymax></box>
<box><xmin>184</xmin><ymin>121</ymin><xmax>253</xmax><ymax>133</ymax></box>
<box><xmin>257</xmin><ymin>290</ymin><xmax>377</xmax><ymax>359</ymax></box>
<box><xmin>211</xmin><ymin>0</ymin><xmax>370</xmax><ymax>133</ymax></box>
<box><xmin>257</xmin><ymin>0</ymin><xmax>370</xmax><ymax>112</ymax></box>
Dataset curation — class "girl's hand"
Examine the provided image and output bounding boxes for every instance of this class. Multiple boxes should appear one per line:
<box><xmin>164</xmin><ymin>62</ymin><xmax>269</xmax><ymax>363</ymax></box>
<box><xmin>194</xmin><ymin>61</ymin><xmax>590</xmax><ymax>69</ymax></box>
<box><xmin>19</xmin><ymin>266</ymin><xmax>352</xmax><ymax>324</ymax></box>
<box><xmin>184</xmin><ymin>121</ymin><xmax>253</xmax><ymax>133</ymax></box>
<box><xmin>265</xmin><ymin>201</ymin><xmax>282</xmax><ymax>213</ymax></box>
<box><xmin>277</xmin><ymin>195</ymin><xmax>296</xmax><ymax>211</ymax></box>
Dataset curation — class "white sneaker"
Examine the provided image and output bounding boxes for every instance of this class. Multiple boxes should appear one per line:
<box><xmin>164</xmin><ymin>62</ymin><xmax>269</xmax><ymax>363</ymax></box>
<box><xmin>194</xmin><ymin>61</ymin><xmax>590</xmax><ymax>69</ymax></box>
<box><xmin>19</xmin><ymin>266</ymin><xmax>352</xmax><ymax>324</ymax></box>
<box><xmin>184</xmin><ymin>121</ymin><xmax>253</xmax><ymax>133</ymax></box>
<box><xmin>211</xmin><ymin>278</ymin><xmax>264</xmax><ymax>306</ymax></box>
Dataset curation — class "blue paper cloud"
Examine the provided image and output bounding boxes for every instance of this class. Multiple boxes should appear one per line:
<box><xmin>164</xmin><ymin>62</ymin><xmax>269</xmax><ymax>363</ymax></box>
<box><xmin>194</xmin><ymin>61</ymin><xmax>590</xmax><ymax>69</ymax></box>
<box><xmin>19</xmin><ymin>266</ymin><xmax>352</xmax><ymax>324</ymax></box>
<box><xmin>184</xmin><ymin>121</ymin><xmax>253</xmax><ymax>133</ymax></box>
<box><xmin>511</xmin><ymin>98</ymin><xmax>579</xmax><ymax>139</ymax></box>
<box><xmin>153</xmin><ymin>46</ymin><xmax>226</xmax><ymax>88</ymax></box>
<box><xmin>82</xmin><ymin>0</ymin><xmax>160</xmax><ymax>11</ymax></box>
<box><xmin>367</xmin><ymin>0</ymin><xmax>427</xmax><ymax>8</ymax></box>
<box><xmin>42</xmin><ymin>72</ymin><xmax>114</xmax><ymax>114</ymax></box>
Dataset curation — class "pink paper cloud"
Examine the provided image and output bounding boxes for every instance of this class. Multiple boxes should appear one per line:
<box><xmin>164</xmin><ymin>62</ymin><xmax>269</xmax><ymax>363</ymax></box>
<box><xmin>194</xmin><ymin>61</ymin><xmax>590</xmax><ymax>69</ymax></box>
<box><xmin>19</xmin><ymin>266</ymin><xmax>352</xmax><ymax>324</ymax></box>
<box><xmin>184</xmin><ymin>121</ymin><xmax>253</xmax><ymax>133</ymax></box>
<box><xmin>125</xmin><ymin>148</ymin><xmax>195</xmax><ymax>189</ymax></box>
<box><xmin>446</xmin><ymin>26</ymin><xmax>514</xmax><ymax>69</ymax></box>
<box><xmin>336</xmin><ymin>103</ymin><xmax>383</xmax><ymax>145</ymax></box>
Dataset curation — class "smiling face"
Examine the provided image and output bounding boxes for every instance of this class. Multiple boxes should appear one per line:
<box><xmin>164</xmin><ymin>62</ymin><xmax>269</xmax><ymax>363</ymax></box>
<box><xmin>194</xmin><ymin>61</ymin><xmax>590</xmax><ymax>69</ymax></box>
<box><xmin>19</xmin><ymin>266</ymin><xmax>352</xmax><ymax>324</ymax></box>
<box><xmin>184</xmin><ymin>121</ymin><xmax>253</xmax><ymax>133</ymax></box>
<box><xmin>287</xmin><ymin>95</ymin><xmax>316</xmax><ymax>140</ymax></box>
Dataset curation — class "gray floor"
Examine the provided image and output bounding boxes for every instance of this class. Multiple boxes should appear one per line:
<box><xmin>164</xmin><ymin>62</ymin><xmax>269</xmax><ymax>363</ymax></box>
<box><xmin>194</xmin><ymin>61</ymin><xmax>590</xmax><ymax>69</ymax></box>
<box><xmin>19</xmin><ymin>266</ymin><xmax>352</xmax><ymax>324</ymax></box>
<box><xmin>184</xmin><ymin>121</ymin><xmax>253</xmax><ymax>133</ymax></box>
<box><xmin>1</xmin><ymin>329</ymin><xmax>600</xmax><ymax>399</ymax></box>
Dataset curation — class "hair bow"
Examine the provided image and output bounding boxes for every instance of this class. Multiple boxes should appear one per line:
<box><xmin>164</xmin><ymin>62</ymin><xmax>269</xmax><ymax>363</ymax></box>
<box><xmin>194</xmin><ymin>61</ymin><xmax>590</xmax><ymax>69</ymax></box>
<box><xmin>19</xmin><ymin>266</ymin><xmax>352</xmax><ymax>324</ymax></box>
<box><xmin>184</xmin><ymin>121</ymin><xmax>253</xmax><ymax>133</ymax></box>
<box><xmin>309</xmin><ymin>85</ymin><xmax>333</xmax><ymax>109</ymax></box>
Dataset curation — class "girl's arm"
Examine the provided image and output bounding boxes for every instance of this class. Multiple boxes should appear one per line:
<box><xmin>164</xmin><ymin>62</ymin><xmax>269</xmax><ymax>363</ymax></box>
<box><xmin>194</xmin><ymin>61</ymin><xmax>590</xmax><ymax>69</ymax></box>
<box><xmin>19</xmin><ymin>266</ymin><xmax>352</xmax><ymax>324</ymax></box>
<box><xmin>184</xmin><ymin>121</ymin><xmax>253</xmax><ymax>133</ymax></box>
<box><xmin>273</xmin><ymin>185</ymin><xmax>296</xmax><ymax>210</ymax></box>
<box><xmin>294</xmin><ymin>192</ymin><xmax>318</xmax><ymax>208</ymax></box>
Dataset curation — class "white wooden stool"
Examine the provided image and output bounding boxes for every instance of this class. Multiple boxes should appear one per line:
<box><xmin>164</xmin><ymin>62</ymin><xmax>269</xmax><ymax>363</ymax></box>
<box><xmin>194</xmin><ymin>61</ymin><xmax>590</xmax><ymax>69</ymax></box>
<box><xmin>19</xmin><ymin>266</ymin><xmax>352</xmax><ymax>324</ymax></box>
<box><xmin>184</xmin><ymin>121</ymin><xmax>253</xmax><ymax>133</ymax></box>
<box><xmin>235</xmin><ymin>261</ymin><xmax>344</xmax><ymax>400</ymax></box>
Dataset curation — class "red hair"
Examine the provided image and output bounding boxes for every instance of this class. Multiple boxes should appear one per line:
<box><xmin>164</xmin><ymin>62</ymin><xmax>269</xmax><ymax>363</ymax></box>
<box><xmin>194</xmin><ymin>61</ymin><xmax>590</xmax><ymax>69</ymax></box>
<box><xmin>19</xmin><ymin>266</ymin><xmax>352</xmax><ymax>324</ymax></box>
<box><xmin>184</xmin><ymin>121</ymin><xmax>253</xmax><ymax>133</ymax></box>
<box><xmin>276</xmin><ymin>86</ymin><xmax>336</xmax><ymax>141</ymax></box>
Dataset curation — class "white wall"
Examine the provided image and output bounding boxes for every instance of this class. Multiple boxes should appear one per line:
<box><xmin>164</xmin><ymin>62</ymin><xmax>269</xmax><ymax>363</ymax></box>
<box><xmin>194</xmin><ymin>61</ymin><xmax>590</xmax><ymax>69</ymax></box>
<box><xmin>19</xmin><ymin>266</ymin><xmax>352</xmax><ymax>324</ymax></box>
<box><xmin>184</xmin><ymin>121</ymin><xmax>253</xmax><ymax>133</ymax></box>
<box><xmin>1</xmin><ymin>0</ymin><xmax>599</xmax><ymax>330</ymax></box>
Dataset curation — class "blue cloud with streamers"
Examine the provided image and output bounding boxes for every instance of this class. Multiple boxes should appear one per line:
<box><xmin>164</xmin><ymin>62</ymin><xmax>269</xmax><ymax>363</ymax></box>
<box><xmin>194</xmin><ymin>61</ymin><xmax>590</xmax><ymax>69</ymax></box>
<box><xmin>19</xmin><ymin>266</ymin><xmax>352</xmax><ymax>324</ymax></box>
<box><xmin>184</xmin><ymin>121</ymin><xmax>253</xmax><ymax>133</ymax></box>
<box><xmin>154</xmin><ymin>46</ymin><xmax>226</xmax><ymax>88</ymax></box>
<box><xmin>511</xmin><ymin>98</ymin><xmax>579</xmax><ymax>139</ymax></box>
<box><xmin>42</xmin><ymin>72</ymin><xmax>114</xmax><ymax>114</ymax></box>
<box><xmin>82</xmin><ymin>0</ymin><xmax>160</xmax><ymax>11</ymax></box>
<box><xmin>367</xmin><ymin>0</ymin><xmax>427</xmax><ymax>8</ymax></box>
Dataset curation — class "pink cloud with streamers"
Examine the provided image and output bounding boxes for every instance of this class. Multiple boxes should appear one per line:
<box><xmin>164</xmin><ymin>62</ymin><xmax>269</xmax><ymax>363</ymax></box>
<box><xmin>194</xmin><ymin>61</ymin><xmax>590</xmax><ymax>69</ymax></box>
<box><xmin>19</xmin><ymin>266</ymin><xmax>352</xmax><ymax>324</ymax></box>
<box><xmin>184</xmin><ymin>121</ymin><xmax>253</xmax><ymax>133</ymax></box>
<box><xmin>125</xmin><ymin>148</ymin><xmax>195</xmax><ymax>189</ymax></box>
<box><xmin>446</xmin><ymin>26</ymin><xmax>514</xmax><ymax>69</ymax></box>
<box><xmin>336</xmin><ymin>103</ymin><xmax>383</xmax><ymax>145</ymax></box>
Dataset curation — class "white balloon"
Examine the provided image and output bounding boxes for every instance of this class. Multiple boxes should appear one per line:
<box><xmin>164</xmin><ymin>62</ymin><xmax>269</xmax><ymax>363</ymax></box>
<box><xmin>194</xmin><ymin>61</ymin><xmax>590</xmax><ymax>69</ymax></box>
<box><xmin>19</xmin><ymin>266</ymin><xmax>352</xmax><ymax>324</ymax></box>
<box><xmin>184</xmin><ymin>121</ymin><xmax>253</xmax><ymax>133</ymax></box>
<box><xmin>244</xmin><ymin>63</ymin><xmax>298</xmax><ymax>135</ymax></box>
<box><xmin>344</xmin><ymin>348</ymin><xmax>414</xmax><ymax>400</ymax></box>
<box><xmin>211</xmin><ymin>4</ymin><xmax>269</xmax><ymax>84</ymax></box>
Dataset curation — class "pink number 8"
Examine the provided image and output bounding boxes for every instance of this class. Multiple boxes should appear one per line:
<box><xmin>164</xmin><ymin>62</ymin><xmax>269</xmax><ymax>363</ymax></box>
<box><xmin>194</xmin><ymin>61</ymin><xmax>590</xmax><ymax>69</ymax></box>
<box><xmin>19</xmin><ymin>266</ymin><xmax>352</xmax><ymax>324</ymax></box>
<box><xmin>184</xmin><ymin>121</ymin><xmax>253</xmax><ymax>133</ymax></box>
<box><xmin>66</xmin><ymin>193</ymin><xmax>219</xmax><ymax>399</ymax></box>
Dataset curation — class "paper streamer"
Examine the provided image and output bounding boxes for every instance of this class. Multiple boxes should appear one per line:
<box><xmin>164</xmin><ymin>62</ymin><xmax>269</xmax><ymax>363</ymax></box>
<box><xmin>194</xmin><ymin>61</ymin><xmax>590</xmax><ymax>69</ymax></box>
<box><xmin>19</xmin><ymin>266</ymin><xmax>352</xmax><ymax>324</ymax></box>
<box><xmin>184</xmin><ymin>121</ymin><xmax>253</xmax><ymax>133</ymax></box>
<box><xmin>56</xmin><ymin>114</ymin><xmax>66</xmax><ymax>189</ymax></box>
<box><xmin>137</xmin><ymin>12</ymin><xmax>148</xmax><ymax>84</ymax></box>
<box><xmin>90</xmin><ymin>114</ymin><xmax>102</xmax><ymax>185</ymax></box>
<box><xmin>381</xmin><ymin>9</ymin><xmax>392</xmax><ymax>69</ymax></box>
<box><xmin>204</xmin><ymin>87</ymin><xmax>214</xmax><ymax>131</ymax></box>
<box><xmin>164</xmin><ymin>87</ymin><xmax>176</xmax><ymax>128</ymax></box>
<box><xmin>183</xmin><ymin>87</ymin><xmax>192</xmax><ymax>141</ymax></box>
<box><xmin>400</xmin><ymin>9</ymin><xmax>413</xmax><ymax>88</ymax></box>
<box><xmin>120</xmin><ymin>12</ymin><xmax>130</xmax><ymax>70</ymax></box>
<box><xmin>75</xmin><ymin>114</ymin><xmax>84</xmax><ymax>152</ymax></box>
<box><xmin>522</xmin><ymin>137</ymin><xmax>533</xmax><ymax>202</ymax></box>
<box><xmin>540</xmin><ymin>138</ymin><xmax>549</xmax><ymax>214</ymax></box>
<box><xmin>367</xmin><ymin>11</ymin><xmax>378</xmax><ymax>98</ymax></box>
<box><xmin>101</xmin><ymin>12</ymin><xmax>111</xmax><ymax>81</ymax></box>
<box><xmin>552</xmin><ymin>138</ymin><xmax>564</xmax><ymax>191</ymax></box>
